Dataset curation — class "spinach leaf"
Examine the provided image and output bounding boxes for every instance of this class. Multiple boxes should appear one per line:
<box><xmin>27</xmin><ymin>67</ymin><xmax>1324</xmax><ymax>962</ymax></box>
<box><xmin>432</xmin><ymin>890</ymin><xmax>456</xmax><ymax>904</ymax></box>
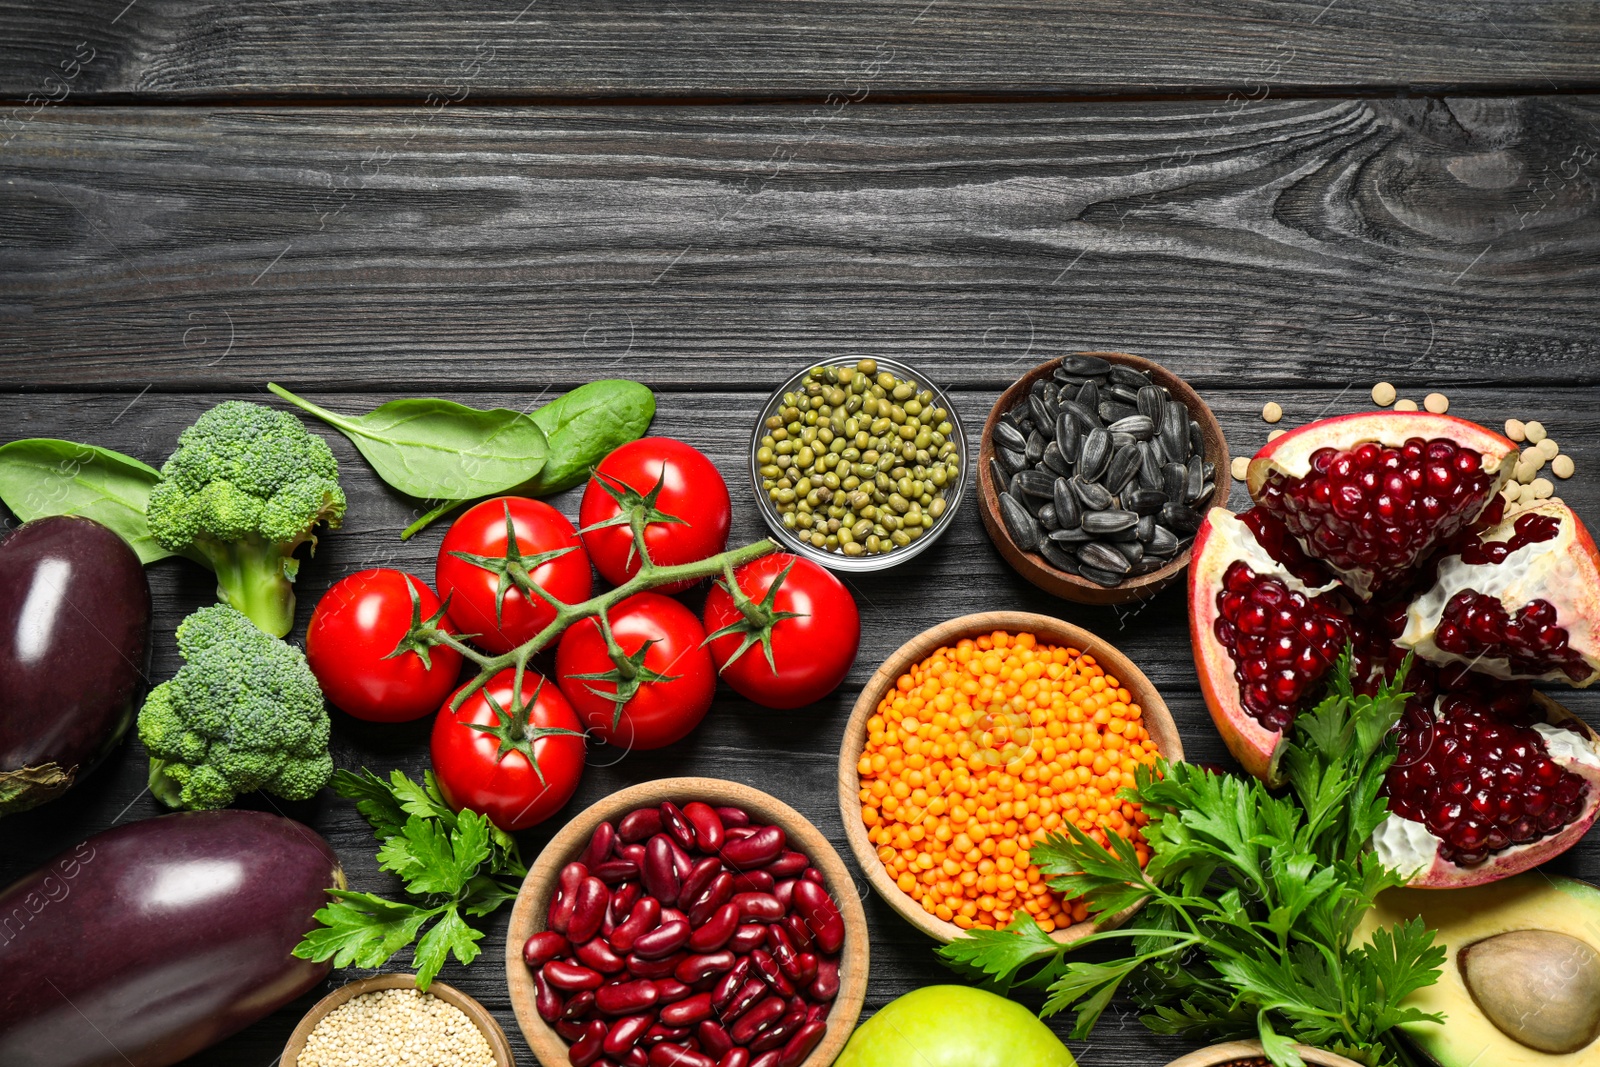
<box><xmin>0</xmin><ymin>439</ymin><xmax>174</xmax><ymax>564</ymax></box>
<box><xmin>267</xmin><ymin>384</ymin><xmax>548</xmax><ymax>501</ymax></box>
<box><xmin>527</xmin><ymin>379</ymin><xmax>656</xmax><ymax>494</ymax></box>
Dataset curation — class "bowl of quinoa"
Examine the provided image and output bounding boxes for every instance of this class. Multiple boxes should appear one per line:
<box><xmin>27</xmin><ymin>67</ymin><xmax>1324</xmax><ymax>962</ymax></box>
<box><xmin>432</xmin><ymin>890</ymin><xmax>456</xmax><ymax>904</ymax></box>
<box><xmin>284</xmin><ymin>976</ymin><xmax>513</xmax><ymax>1067</ymax></box>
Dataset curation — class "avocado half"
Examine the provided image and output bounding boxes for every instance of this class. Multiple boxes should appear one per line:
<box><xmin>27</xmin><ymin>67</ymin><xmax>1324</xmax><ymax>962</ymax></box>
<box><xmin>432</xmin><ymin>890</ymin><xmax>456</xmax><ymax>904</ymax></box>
<box><xmin>1356</xmin><ymin>874</ymin><xmax>1600</xmax><ymax>1065</ymax></box>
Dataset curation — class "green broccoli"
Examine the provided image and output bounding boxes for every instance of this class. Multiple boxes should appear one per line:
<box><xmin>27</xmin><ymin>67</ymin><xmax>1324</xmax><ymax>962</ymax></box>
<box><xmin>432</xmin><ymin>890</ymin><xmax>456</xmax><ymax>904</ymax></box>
<box><xmin>146</xmin><ymin>400</ymin><xmax>346</xmax><ymax>637</ymax></box>
<box><xmin>139</xmin><ymin>603</ymin><xmax>334</xmax><ymax>810</ymax></box>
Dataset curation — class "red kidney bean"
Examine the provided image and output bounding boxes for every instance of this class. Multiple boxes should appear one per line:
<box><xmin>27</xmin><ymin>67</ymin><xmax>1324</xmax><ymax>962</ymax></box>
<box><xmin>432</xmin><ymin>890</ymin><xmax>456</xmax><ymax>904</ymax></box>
<box><xmin>610</xmin><ymin>882</ymin><xmax>643</xmax><ymax>926</ymax></box>
<box><xmin>611</xmin><ymin>895</ymin><xmax>661</xmax><ymax>954</ymax></box>
<box><xmin>801</xmin><ymin>867</ymin><xmax>823</xmax><ymax>884</ymax></box>
<box><xmin>535</xmin><ymin>969</ymin><xmax>563</xmax><ymax>1022</ymax></box>
<box><xmin>569</xmin><ymin>1018</ymin><xmax>608</xmax><ymax>1066</ymax></box>
<box><xmin>659</xmin><ymin>991</ymin><xmax>714</xmax><ymax>1027</ymax></box>
<box><xmin>711</xmin><ymin>957</ymin><xmax>751</xmax><ymax>1010</ymax></box>
<box><xmin>698</xmin><ymin>1020</ymin><xmax>735</xmax><ymax>1059</ymax></box>
<box><xmin>649</xmin><ymin>1045</ymin><xmax>714</xmax><ymax>1067</ymax></box>
<box><xmin>583</xmin><ymin>821</ymin><xmax>618</xmax><ymax>868</ymax></box>
<box><xmin>593</xmin><ymin>859</ymin><xmax>641</xmax><ymax>884</ymax></box>
<box><xmin>563</xmin><ymin>990</ymin><xmax>597</xmax><ymax>1020</ymax></box>
<box><xmin>687</xmin><ymin>902</ymin><xmax>740</xmax><ymax>952</ymax></box>
<box><xmin>804</xmin><ymin>1002</ymin><xmax>828</xmax><ymax>1025</ymax></box>
<box><xmin>547</xmin><ymin>960</ymin><xmax>606</xmax><ymax>992</ymax></box>
<box><xmin>556</xmin><ymin>1018</ymin><xmax>589</xmax><ymax>1043</ymax></box>
<box><xmin>674</xmin><ymin>949</ymin><xmax>736</xmax><ymax>985</ymax></box>
<box><xmin>681</xmin><ymin>802</ymin><xmax>725</xmax><ymax>853</ymax></box>
<box><xmin>526</xmin><ymin>930</ymin><xmax>571</xmax><ymax>969</ymax></box>
<box><xmin>577</xmin><ymin>936</ymin><xmax>629</xmax><ymax>975</ymax></box>
<box><xmin>767</xmin><ymin>928</ymin><xmax>800</xmax><ymax>980</ymax></box>
<box><xmin>633</xmin><ymin>918</ymin><xmax>691</xmax><ymax>960</ymax></box>
<box><xmin>750</xmin><ymin>1005</ymin><xmax>803</xmax><ymax>1052</ymax></box>
<box><xmin>721</xmin><ymin>979</ymin><xmax>767</xmax><ymax>1023</ymax></box>
<box><xmin>733</xmin><ymin>892</ymin><xmax>784</xmax><ymax>922</ymax></box>
<box><xmin>779</xmin><ymin>913</ymin><xmax>812</xmax><ymax>955</ymax></box>
<box><xmin>645</xmin><ymin>1024</ymin><xmax>691</xmax><ymax>1044</ymax></box>
<box><xmin>644</xmin><ymin>836</ymin><xmax>682</xmax><ymax>905</ymax></box>
<box><xmin>620</xmin><ymin>842</ymin><xmax>648</xmax><ymax>865</ymax></box>
<box><xmin>790</xmin><ymin>880</ymin><xmax>844</xmax><ymax>955</ymax></box>
<box><xmin>808</xmin><ymin>957</ymin><xmax>839</xmax><ymax>1002</ymax></box>
<box><xmin>550</xmin><ymin>861</ymin><xmax>589</xmax><ymax>933</ymax></box>
<box><xmin>729</xmin><ymin>924</ymin><xmax>768</xmax><ymax>954</ymax></box>
<box><xmin>620</xmin><ymin>807</ymin><xmax>665</xmax><ymax>843</ymax></box>
<box><xmin>716</xmin><ymin>1052</ymin><xmax>750</xmax><ymax>1067</ymax></box>
<box><xmin>762</xmin><ymin>851</ymin><xmax>808</xmax><ymax>879</ymax></box>
<box><xmin>748</xmin><ymin>1055</ymin><xmax>780</xmax><ymax>1067</ymax></box>
<box><xmin>660</xmin><ymin>802</ymin><xmax>697</xmax><ymax>852</ymax></box>
<box><xmin>686</xmin><ymin>873</ymin><xmax>735</xmax><ymax>927</ymax></box>
<box><xmin>777</xmin><ymin>1021</ymin><xmax>826</xmax><ymax>1067</ymax></box>
<box><xmin>716</xmin><ymin>806</ymin><xmax>750</xmax><ymax>828</ymax></box>
<box><xmin>724</xmin><ymin>827</ymin><xmax>758</xmax><ymax>842</ymax></box>
<box><xmin>729</xmin><ymin>870</ymin><xmax>775</xmax><ymax>894</ymax></box>
<box><xmin>667</xmin><ymin>837</ymin><xmax>696</xmax><ymax>879</ymax></box>
<box><xmin>729</xmin><ymin>995</ymin><xmax>786</xmax><ymax>1045</ymax></box>
<box><xmin>597</xmin><ymin>978</ymin><xmax>659</xmax><ymax>1016</ymax></box>
<box><xmin>660</xmin><ymin>906</ymin><xmax>688</xmax><ymax>925</ymax></box>
<box><xmin>772</xmin><ymin>879</ymin><xmax>797</xmax><ymax>910</ymax></box>
<box><xmin>627</xmin><ymin>952</ymin><xmax>684</xmax><ymax>980</ymax></box>
<box><xmin>650</xmin><ymin>978</ymin><xmax>693</xmax><ymax>1004</ymax></box>
<box><xmin>721</xmin><ymin>825</ymin><xmax>786</xmax><ymax>868</ymax></box>
<box><xmin>679</xmin><ymin>856</ymin><xmax>721</xmax><ymax>906</ymax></box>
<box><xmin>749</xmin><ymin>949</ymin><xmax>795</xmax><ymax>997</ymax></box>
<box><xmin>623</xmin><ymin>1050</ymin><xmax>650</xmax><ymax>1067</ymax></box>
<box><xmin>604</xmin><ymin>1014</ymin><xmax>655</xmax><ymax>1058</ymax></box>
<box><xmin>790</xmin><ymin>953</ymin><xmax>818</xmax><ymax>985</ymax></box>
<box><xmin>568</xmin><ymin>876</ymin><xmax>611</xmax><ymax>944</ymax></box>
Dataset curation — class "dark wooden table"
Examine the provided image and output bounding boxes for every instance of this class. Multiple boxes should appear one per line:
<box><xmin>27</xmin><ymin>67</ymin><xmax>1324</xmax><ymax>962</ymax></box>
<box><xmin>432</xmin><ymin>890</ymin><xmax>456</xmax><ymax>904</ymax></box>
<box><xmin>3</xmin><ymin>4</ymin><xmax>1600</xmax><ymax>1065</ymax></box>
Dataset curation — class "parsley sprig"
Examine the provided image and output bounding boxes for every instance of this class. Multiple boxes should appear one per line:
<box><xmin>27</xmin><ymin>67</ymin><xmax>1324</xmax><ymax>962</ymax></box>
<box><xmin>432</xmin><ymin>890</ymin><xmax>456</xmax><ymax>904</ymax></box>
<box><xmin>938</xmin><ymin>653</ymin><xmax>1445</xmax><ymax>1067</ymax></box>
<box><xmin>293</xmin><ymin>768</ymin><xmax>527</xmax><ymax>988</ymax></box>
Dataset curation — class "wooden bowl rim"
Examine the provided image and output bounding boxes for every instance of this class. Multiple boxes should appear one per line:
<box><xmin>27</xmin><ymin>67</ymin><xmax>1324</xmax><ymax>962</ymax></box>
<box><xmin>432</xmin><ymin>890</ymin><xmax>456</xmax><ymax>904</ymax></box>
<box><xmin>836</xmin><ymin>610</ymin><xmax>1185</xmax><ymax>945</ymax></box>
<box><xmin>1161</xmin><ymin>1039</ymin><xmax>1368</xmax><ymax>1067</ymax></box>
<box><xmin>977</xmin><ymin>351</ymin><xmax>1230</xmax><ymax>605</ymax></box>
<box><xmin>281</xmin><ymin>974</ymin><xmax>515</xmax><ymax>1067</ymax></box>
<box><xmin>505</xmin><ymin>776</ymin><xmax>870</xmax><ymax>1067</ymax></box>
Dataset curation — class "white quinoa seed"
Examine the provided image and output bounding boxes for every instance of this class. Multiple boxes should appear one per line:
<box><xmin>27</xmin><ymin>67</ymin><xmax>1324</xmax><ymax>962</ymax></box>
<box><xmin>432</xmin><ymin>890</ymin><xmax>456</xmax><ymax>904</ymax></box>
<box><xmin>1536</xmin><ymin>437</ymin><xmax>1561</xmax><ymax>460</ymax></box>
<box><xmin>1393</xmin><ymin>398</ymin><xmax>1419</xmax><ymax>412</ymax></box>
<box><xmin>1231</xmin><ymin>456</ymin><xmax>1250</xmax><ymax>481</ymax></box>
<box><xmin>1505</xmin><ymin>418</ymin><xmax>1527</xmax><ymax>442</ymax></box>
<box><xmin>1423</xmin><ymin>392</ymin><xmax>1449</xmax><ymax>414</ymax></box>
<box><xmin>1262</xmin><ymin>401</ymin><xmax>1283</xmax><ymax>423</ymax></box>
<box><xmin>298</xmin><ymin>988</ymin><xmax>497</xmax><ymax>1067</ymax></box>
<box><xmin>1553</xmin><ymin>454</ymin><xmax>1576</xmax><ymax>479</ymax></box>
<box><xmin>1525</xmin><ymin>420</ymin><xmax>1548</xmax><ymax>444</ymax></box>
<box><xmin>1267</xmin><ymin>429</ymin><xmax>1287</xmax><ymax>442</ymax></box>
<box><xmin>1371</xmin><ymin>382</ymin><xmax>1397</xmax><ymax>406</ymax></box>
<box><xmin>1531</xmin><ymin>477</ymin><xmax>1555</xmax><ymax>500</ymax></box>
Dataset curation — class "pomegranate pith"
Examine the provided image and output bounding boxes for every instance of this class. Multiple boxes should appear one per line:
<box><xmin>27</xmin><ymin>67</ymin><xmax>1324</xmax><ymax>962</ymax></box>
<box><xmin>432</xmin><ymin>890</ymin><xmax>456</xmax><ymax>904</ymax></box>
<box><xmin>1256</xmin><ymin>437</ymin><xmax>1496</xmax><ymax>598</ymax></box>
<box><xmin>1213</xmin><ymin>560</ymin><xmax>1349</xmax><ymax>732</ymax></box>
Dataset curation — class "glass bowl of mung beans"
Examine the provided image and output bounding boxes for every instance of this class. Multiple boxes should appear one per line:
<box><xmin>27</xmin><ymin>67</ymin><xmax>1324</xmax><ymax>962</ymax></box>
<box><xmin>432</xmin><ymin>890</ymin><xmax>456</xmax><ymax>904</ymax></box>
<box><xmin>750</xmin><ymin>357</ymin><xmax>968</xmax><ymax>572</ymax></box>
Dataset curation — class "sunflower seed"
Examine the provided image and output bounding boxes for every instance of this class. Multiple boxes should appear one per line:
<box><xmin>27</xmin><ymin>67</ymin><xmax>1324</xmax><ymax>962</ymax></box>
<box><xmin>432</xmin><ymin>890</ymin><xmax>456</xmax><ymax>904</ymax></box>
<box><xmin>1161</xmin><ymin>404</ymin><xmax>1190</xmax><ymax>462</ymax></box>
<box><xmin>1029</xmin><ymin>394</ymin><xmax>1055</xmax><ymax>429</ymax></box>
<box><xmin>1127</xmin><ymin>488</ymin><xmax>1167</xmax><ymax>515</ymax></box>
<box><xmin>1030</xmin><ymin>378</ymin><xmax>1050</xmax><ymax>399</ymax></box>
<box><xmin>1060</xmin><ymin>399</ymin><xmax>1103</xmax><ymax>431</ymax></box>
<box><xmin>1000</xmin><ymin>492</ymin><xmax>1042</xmax><ymax>550</ymax></box>
<box><xmin>1100</xmin><ymin>401</ymin><xmax>1137</xmax><ymax>424</ymax></box>
<box><xmin>1108</xmin><ymin>364</ymin><xmax>1149</xmax><ymax>389</ymax></box>
<box><xmin>1186</xmin><ymin>458</ymin><xmax>1205</xmax><ymax>503</ymax></box>
<box><xmin>993</xmin><ymin>421</ymin><xmax>1028</xmax><ymax>453</ymax></box>
<box><xmin>1113</xmin><ymin>541</ymin><xmax>1145</xmax><ymax>564</ymax></box>
<box><xmin>1147</xmin><ymin>434</ymin><xmax>1168</xmax><ymax>466</ymax></box>
<box><xmin>1139</xmin><ymin>443</ymin><xmax>1163</xmax><ymax>489</ymax></box>
<box><xmin>1079</xmin><ymin>564</ymin><xmax>1125</xmax><ymax>587</ymax></box>
<box><xmin>1049</xmin><ymin>525</ymin><xmax>1093</xmax><ymax>544</ymax></box>
<box><xmin>1080</xmin><ymin>541</ymin><xmax>1133</xmax><ymax>574</ymax></box>
<box><xmin>1203</xmin><ymin>461</ymin><xmax>1216</xmax><ymax>480</ymax></box>
<box><xmin>1041</xmin><ymin>441</ymin><xmax>1071</xmax><ymax>476</ymax></box>
<box><xmin>1039</xmin><ymin>539</ymin><xmax>1081</xmax><ymax>573</ymax></box>
<box><xmin>1148</xmin><ymin>525</ymin><xmax>1179</xmax><ymax>557</ymax></box>
<box><xmin>1137</xmin><ymin>514</ymin><xmax>1157</xmax><ymax>543</ymax></box>
<box><xmin>1054</xmin><ymin>412</ymin><xmax>1078</xmax><ymax>450</ymax></box>
<box><xmin>1108</xmin><ymin>415</ymin><xmax>1155</xmax><ymax>440</ymax></box>
<box><xmin>1195</xmin><ymin>481</ymin><xmax>1216</xmax><ymax>505</ymax></box>
<box><xmin>1009</xmin><ymin>472</ymin><xmax>1029</xmax><ymax>499</ymax></box>
<box><xmin>1042</xmin><ymin>381</ymin><xmax>1060</xmax><ymax>407</ymax></box>
<box><xmin>1038</xmin><ymin>503</ymin><xmax>1059</xmax><ymax>530</ymax></box>
<box><xmin>1061</xmin><ymin>355</ymin><xmax>1112</xmax><ymax>375</ymax></box>
<box><xmin>1163</xmin><ymin>462</ymin><xmax>1188</xmax><ymax>501</ymax></box>
<box><xmin>1136</xmin><ymin>385</ymin><xmax>1166</xmax><ymax>423</ymax></box>
<box><xmin>1025</xmin><ymin>431</ymin><xmax>1046</xmax><ymax>465</ymax></box>
<box><xmin>1078</xmin><ymin>428</ymin><xmax>1111</xmax><ymax>482</ymax></box>
<box><xmin>1130</xmin><ymin>558</ymin><xmax>1168</xmax><ymax>575</ymax></box>
<box><xmin>989</xmin><ymin>458</ymin><xmax>1009</xmax><ymax>491</ymax></box>
<box><xmin>1003</xmin><ymin>408</ymin><xmax>1030</xmax><ymax>431</ymax></box>
<box><xmin>1108</xmin><ymin>385</ymin><xmax>1142</xmax><ymax>406</ymax></box>
<box><xmin>1053</xmin><ymin>478</ymin><xmax>1079</xmax><ymax>528</ymax></box>
<box><xmin>1190</xmin><ymin>419</ymin><xmax>1205</xmax><ymax>458</ymax></box>
<box><xmin>1015</xmin><ymin>469</ymin><xmax>1056</xmax><ymax>499</ymax></box>
<box><xmin>1053</xmin><ymin>370</ymin><xmax>1101</xmax><ymax>388</ymax></box>
<box><xmin>1161</xmin><ymin>502</ymin><xmax>1203</xmax><ymax>534</ymax></box>
<box><xmin>1083</xmin><ymin>509</ymin><xmax>1139</xmax><ymax>534</ymax></box>
<box><xmin>1075</xmin><ymin>380</ymin><xmax>1100</xmax><ymax>411</ymax></box>
<box><xmin>1071</xmin><ymin>477</ymin><xmax>1114</xmax><ymax>510</ymax></box>
<box><xmin>999</xmin><ymin>447</ymin><xmax>1029</xmax><ymax>477</ymax></box>
<box><xmin>1106</xmin><ymin>445</ymin><xmax>1143</xmax><ymax>492</ymax></box>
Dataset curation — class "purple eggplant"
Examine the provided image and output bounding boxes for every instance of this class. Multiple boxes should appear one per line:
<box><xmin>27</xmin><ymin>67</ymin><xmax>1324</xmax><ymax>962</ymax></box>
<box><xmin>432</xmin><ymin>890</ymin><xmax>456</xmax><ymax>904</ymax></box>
<box><xmin>0</xmin><ymin>515</ymin><xmax>151</xmax><ymax>815</ymax></box>
<box><xmin>0</xmin><ymin>810</ymin><xmax>342</xmax><ymax>1067</ymax></box>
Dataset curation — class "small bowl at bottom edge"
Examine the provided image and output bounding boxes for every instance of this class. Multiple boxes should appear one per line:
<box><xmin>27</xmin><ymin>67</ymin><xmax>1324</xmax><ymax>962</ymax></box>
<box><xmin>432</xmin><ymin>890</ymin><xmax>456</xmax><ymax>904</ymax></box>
<box><xmin>282</xmin><ymin>974</ymin><xmax>515</xmax><ymax>1067</ymax></box>
<box><xmin>1162</xmin><ymin>1039</ymin><xmax>1367</xmax><ymax>1067</ymax></box>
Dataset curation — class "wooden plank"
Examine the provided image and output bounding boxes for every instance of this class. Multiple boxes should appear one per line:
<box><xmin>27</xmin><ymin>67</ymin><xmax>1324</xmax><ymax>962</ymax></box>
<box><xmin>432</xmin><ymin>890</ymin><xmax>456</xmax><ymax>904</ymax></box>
<box><xmin>2</xmin><ymin>1</ymin><xmax>1600</xmax><ymax>101</ymax></box>
<box><xmin>2</xmin><ymin>385</ymin><xmax>1599</xmax><ymax>1064</ymax></box>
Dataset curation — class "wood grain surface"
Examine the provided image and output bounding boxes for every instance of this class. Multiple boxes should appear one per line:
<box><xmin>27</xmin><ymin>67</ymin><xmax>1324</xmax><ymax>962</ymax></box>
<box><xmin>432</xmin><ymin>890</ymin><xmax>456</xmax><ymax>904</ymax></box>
<box><xmin>2</xmin><ymin>2</ymin><xmax>1600</xmax><ymax>100</ymax></box>
<box><xmin>2</xmin><ymin>97</ymin><xmax>1599</xmax><ymax>390</ymax></box>
<box><xmin>1</xmin><ymin>383</ymin><xmax>1598</xmax><ymax>1066</ymax></box>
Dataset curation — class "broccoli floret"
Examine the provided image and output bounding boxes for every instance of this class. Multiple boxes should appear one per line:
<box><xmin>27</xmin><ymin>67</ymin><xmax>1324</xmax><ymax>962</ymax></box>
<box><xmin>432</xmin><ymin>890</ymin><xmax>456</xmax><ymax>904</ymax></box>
<box><xmin>147</xmin><ymin>400</ymin><xmax>345</xmax><ymax>637</ymax></box>
<box><xmin>138</xmin><ymin>604</ymin><xmax>334</xmax><ymax>811</ymax></box>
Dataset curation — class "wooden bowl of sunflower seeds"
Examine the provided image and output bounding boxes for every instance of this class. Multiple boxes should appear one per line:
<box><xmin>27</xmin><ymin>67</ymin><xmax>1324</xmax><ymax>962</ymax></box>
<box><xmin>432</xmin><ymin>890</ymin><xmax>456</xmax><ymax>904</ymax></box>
<box><xmin>978</xmin><ymin>352</ymin><xmax>1229</xmax><ymax>606</ymax></box>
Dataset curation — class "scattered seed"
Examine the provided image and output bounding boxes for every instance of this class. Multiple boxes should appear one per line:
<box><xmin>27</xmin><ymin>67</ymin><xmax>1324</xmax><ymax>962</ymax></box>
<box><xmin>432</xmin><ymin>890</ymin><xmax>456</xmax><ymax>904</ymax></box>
<box><xmin>1371</xmin><ymin>382</ymin><xmax>1397</xmax><ymax>406</ymax></box>
<box><xmin>1531</xmin><ymin>477</ymin><xmax>1555</xmax><ymax>500</ymax></box>
<box><xmin>1261</xmin><ymin>401</ymin><xmax>1283</xmax><ymax>423</ymax></box>
<box><xmin>1393</xmin><ymin>398</ymin><xmax>1419</xmax><ymax>412</ymax></box>
<box><xmin>1536</xmin><ymin>438</ymin><xmax>1560</xmax><ymax>460</ymax></box>
<box><xmin>1423</xmin><ymin>392</ymin><xmax>1449</xmax><ymax>414</ymax></box>
<box><xmin>1231</xmin><ymin>456</ymin><xmax>1249</xmax><ymax>481</ymax></box>
<box><xmin>1505</xmin><ymin>418</ymin><xmax>1527</xmax><ymax>442</ymax></box>
<box><xmin>1525</xmin><ymin>420</ymin><xmax>1548</xmax><ymax>444</ymax></box>
<box><xmin>1267</xmin><ymin>429</ymin><xmax>1286</xmax><ymax>442</ymax></box>
<box><xmin>1553</xmin><ymin>454</ymin><xmax>1576</xmax><ymax>479</ymax></box>
<box><xmin>1503</xmin><ymin>481</ymin><xmax>1523</xmax><ymax>502</ymax></box>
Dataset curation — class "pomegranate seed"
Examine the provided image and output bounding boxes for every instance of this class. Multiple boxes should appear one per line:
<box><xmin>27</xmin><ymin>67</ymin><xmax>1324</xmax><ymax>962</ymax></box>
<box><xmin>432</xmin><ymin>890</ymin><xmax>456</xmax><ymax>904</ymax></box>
<box><xmin>1214</xmin><ymin>560</ymin><xmax>1351</xmax><ymax>732</ymax></box>
<box><xmin>1433</xmin><ymin>590</ymin><xmax>1589</xmax><ymax>681</ymax></box>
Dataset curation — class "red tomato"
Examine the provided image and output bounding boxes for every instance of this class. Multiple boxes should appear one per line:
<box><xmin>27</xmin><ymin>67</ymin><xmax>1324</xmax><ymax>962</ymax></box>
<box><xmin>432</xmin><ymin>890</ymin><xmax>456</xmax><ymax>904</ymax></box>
<box><xmin>431</xmin><ymin>668</ymin><xmax>587</xmax><ymax>831</ymax></box>
<box><xmin>436</xmin><ymin>496</ymin><xmax>592</xmax><ymax>654</ymax></box>
<box><xmin>555</xmin><ymin>593</ymin><xmax>716</xmax><ymax>751</ymax></box>
<box><xmin>578</xmin><ymin>438</ymin><xmax>731</xmax><ymax>593</ymax></box>
<box><xmin>306</xmin><ymin>569</ymin><xmax>463</xmax><ymax>722</ymax></box>
<box><xmin>702</xmin><ymin>553</ymin><xmax>860</xmax><ymax>709</ymax></box>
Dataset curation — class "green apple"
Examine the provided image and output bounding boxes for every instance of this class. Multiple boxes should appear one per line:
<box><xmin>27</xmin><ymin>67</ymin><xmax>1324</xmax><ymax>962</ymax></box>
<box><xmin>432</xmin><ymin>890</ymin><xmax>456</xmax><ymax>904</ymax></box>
<box><xmin>835</xmin><ymin>985</ymin><xmax>1078</xmax><ymax>1067</ymax></box>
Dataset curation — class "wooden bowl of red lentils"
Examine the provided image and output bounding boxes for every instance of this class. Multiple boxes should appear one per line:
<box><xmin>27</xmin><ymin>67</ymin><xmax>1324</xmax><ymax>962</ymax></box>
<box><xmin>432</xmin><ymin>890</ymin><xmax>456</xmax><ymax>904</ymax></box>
<box><xmin>1161</xmin><ymin>1040</ymin><xmax>1367</xmax><ymax>1066</ymax></box>
<box><xmin>836</xmin><ymin>611</ymin><xmax>1183</xmax><ymax>945</ymax></box>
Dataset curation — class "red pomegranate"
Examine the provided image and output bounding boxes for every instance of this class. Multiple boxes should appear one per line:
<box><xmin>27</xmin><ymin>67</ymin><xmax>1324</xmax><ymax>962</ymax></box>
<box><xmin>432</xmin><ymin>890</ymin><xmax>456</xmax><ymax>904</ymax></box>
<box><xmin>1192</xmin><ymin>410</ymin><xmax>1600</xmax><ymax>888</ymax></box>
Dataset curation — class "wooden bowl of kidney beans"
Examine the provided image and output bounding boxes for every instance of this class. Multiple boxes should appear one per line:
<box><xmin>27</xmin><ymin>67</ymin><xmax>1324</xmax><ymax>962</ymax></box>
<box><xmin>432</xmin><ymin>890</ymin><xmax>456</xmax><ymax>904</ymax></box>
<box><xmin>506</xmin><ymin>777</ymin><xmax>869</xmax><ymax>1067</ymax></box>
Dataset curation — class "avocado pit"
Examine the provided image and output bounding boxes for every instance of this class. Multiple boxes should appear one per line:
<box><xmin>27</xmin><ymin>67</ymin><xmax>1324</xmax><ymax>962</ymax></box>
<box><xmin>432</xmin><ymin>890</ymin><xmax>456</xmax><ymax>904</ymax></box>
<box><xmin>1460</xmin><ymin>929</ymin><xmax>1600</xmax><ymax>1054</ymax></box>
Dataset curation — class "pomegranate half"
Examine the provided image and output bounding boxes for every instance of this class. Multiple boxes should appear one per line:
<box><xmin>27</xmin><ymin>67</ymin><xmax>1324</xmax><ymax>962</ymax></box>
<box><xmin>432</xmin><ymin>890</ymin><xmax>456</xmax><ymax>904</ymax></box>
<box><xmin>1193</xmin><ymin>410</ymin><xmax>1600</xmax><ymax>888</ymax></box>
